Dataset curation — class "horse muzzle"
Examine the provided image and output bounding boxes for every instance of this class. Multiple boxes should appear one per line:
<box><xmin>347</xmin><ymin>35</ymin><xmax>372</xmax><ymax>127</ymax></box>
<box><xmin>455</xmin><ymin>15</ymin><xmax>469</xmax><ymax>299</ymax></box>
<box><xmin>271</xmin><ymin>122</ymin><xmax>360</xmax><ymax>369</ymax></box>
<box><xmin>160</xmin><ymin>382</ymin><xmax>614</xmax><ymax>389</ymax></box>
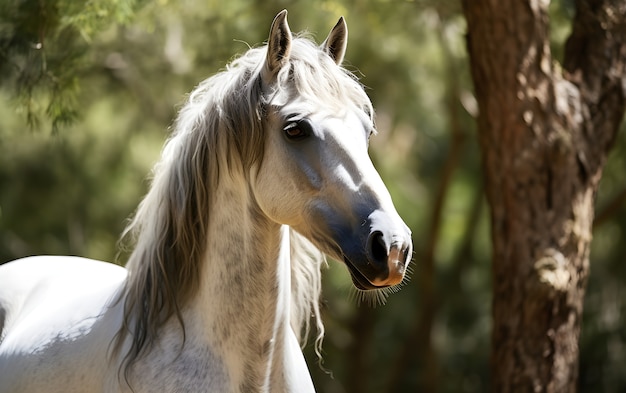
<box><xmin>341</xmin><ymin>210</ymin><xmax>412</xmax><ymax>290</ymax></box>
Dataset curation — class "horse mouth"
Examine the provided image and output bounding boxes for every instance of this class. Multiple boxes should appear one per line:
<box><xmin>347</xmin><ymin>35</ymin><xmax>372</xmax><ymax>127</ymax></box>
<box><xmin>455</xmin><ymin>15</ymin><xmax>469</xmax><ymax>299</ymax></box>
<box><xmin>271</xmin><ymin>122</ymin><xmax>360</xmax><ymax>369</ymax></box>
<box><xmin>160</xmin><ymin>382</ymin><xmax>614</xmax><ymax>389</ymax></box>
<box><xmin>343</xmin><ymin>256</ymin><xmax>390</xmax><ymax>290</ymax></box>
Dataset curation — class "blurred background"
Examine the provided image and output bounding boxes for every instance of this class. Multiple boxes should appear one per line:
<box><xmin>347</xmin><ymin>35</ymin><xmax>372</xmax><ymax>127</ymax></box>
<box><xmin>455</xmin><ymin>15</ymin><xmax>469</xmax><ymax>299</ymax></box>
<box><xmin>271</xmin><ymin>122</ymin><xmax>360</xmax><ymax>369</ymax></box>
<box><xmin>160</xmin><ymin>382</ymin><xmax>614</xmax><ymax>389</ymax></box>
<box><xmin>1</xmin><ymin>1</ymin><xmax>625</xmax><ymax>392</ymax></box>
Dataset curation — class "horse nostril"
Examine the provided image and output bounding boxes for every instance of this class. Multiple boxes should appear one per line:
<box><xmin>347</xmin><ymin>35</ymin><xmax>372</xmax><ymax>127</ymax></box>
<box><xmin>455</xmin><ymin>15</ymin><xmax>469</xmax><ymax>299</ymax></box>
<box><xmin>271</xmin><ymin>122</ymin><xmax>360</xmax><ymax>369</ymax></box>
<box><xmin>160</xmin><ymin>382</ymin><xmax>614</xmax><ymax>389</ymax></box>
<box><xmin>369</xmin><ymin>231</ymin><xmax>388</xmax><ymax>266</ymax></box>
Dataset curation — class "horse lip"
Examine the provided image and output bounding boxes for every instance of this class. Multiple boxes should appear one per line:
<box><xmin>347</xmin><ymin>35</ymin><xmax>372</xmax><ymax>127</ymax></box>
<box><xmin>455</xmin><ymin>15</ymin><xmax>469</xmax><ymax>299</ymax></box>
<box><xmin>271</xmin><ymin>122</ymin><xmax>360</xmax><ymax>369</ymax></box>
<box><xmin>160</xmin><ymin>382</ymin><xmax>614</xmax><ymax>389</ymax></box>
<box><xmin>343</xmin><ymin>256</ymin><xmax>390</xmax><ymax>290</ymax></box>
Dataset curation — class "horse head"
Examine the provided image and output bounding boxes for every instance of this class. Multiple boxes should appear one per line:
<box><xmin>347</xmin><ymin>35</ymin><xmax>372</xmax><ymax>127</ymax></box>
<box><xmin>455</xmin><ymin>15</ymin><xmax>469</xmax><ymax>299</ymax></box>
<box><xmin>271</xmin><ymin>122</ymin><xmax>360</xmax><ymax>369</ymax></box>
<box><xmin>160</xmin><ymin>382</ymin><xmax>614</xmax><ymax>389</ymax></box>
<box><xmin>252</xmin><ymin>11</ymin><xmax>413</xmax><ymax>291</ymax></box>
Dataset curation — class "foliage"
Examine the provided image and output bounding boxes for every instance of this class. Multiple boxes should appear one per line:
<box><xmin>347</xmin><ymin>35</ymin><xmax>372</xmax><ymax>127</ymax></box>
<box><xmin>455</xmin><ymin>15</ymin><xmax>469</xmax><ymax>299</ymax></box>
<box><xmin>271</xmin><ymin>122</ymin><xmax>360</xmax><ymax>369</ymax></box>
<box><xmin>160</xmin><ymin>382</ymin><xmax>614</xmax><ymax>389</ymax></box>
<box><xmin>0</xmin><ymin>0</ymin><xmax>144</xmax><ymax>132</ymax></box>
<box><xmin>0</xmin><ymin>1</ymin><xmax>624</xmax><ymax>392</ymax></box>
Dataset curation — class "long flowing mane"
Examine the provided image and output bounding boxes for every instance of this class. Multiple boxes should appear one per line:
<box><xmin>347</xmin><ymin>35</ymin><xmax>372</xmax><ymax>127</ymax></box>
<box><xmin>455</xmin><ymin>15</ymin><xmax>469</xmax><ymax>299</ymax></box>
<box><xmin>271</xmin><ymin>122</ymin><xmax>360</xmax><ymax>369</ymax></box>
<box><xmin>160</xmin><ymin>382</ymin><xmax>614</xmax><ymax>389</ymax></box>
<box><xmin>114</xmin><ymin>34</ymin><xmax>374</xmax><ymax>374</ymax></box>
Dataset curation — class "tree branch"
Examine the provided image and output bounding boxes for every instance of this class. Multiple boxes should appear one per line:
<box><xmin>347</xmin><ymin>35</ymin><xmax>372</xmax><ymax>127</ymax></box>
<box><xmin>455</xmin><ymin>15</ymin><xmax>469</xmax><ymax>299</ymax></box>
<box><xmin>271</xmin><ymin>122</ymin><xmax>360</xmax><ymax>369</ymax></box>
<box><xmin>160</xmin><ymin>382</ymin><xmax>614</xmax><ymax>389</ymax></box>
<box><xmin>564</xmin><ymin>0</ymin><xmax>626</xmax><ymax>163</ymax></box>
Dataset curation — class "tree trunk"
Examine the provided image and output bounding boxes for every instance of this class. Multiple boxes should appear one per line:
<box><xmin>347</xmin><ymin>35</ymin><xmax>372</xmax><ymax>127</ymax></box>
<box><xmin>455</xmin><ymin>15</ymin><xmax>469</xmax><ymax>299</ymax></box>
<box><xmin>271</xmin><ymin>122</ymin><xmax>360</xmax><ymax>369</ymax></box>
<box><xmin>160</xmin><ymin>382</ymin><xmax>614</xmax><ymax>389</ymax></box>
<box><xmin>461</xmin><ymin>1</ymin><xmax>626</xmax><ymax>392</ymax></box>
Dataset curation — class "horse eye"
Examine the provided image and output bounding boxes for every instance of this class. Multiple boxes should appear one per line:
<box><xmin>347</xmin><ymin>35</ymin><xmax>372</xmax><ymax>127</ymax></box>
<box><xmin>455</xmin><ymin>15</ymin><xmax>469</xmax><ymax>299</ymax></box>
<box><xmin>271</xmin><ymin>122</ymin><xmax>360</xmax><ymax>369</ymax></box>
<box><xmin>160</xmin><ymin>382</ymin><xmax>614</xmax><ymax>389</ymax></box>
<box><xmin>283</xmin><ymin>121</ymin><xmax>310</xmax><ymax>140</ymax></box>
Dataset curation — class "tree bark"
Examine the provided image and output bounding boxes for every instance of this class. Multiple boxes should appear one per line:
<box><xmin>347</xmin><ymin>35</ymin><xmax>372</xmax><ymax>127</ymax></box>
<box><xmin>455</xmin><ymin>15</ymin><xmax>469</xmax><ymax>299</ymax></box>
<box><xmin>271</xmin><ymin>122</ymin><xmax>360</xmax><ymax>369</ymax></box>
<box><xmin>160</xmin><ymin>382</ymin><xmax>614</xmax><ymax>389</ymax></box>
<box><xmin>461</xmin><ymin>0</ymin><xmax>626</xmax><ymax>392</ymax></box>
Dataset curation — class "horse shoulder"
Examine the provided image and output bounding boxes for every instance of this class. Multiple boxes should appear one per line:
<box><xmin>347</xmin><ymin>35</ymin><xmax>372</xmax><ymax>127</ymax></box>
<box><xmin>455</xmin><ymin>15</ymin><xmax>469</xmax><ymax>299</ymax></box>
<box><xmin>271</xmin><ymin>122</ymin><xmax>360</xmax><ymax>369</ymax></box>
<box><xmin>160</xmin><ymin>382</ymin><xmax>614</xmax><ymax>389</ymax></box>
<box><xmin>0</xmin><ymin>256</ymin><xmax>127</xmax><ymax>393</ymax></box>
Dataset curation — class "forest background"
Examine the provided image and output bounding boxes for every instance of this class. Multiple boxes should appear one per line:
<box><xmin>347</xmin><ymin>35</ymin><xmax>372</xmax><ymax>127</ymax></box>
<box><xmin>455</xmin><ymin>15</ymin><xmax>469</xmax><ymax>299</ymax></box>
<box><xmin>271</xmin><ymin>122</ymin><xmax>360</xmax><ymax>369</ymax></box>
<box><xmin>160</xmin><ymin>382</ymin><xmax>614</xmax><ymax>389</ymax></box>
<box><xmin>1</xmin><ymin>0</ymin><xmax>625</xmax><ymax>392</ymax></box>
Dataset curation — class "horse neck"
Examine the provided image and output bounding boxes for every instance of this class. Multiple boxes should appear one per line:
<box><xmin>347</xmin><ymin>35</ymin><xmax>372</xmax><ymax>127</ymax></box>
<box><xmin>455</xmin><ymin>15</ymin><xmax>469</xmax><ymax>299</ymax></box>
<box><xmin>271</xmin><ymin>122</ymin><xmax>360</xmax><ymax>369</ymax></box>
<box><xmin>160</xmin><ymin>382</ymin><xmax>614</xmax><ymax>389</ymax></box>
<box><xmin>186</xmin><ymin>176</ymin><xmax>293</xmax><ymax>391</ymax></box>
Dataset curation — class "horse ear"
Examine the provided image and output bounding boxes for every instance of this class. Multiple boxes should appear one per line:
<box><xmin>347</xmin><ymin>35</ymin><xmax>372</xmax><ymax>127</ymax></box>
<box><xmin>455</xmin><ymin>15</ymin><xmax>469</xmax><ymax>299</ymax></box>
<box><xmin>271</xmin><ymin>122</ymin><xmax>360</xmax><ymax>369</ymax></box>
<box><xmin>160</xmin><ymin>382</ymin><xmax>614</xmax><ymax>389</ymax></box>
<box><xmin>263</xmin><ymin>10</ymin><xmax>292</xmax><ymax>84</ymax></box>
<box><xmin>322</xmin><ymin>17</ymin><xmax>348</xmax><ymax>65</ymax></box>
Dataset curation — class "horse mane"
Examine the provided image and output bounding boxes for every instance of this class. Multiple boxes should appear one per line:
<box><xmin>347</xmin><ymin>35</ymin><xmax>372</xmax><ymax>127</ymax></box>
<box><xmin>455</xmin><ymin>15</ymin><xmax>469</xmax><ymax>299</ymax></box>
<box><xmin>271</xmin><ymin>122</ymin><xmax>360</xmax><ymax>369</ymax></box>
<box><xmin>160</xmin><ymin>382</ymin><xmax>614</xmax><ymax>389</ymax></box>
<box><xmin>114</xmin><ymin>34</ymin><xmax>373</xmax><ymax>376</ymax></box>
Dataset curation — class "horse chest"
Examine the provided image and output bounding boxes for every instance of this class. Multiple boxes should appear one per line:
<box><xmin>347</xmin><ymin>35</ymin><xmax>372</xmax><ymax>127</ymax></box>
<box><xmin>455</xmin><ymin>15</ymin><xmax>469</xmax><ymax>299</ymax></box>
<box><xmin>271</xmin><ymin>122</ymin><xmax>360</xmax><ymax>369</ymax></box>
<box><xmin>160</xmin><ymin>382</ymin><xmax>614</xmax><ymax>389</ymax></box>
<box><xmin>128</xmin><ymin>322</ymin><xmax>300</xmax><ymax>393</ymax></box>
<box><xmin>129</xmin><ymin>338</ymin><xmax>230</xmax><ymax>393</ymax></box>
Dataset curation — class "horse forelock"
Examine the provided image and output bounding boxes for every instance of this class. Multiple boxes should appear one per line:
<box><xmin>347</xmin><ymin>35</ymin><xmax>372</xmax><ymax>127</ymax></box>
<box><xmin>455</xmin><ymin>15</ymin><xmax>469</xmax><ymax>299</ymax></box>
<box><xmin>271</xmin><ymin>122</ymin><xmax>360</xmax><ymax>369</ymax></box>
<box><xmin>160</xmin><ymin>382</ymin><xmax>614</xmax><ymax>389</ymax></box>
<box><xmin>272</xmin><ymin>37</ymin><xmax>374</xmax><ymax>123</ymax></box>
<box><xmin>115</xmin><ymin>34</ymin><xmax>369</xmax><ymax>377</ymax></box>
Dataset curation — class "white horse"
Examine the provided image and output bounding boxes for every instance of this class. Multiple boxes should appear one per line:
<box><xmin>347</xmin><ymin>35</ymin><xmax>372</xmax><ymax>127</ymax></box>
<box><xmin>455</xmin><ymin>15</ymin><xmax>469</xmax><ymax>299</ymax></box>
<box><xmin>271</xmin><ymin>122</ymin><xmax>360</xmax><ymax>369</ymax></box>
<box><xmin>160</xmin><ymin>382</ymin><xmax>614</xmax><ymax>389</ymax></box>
<box><xmin>0</xmin><ymin>10</ymin><xmax>412</xmax><ymax>393</ymax></box>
